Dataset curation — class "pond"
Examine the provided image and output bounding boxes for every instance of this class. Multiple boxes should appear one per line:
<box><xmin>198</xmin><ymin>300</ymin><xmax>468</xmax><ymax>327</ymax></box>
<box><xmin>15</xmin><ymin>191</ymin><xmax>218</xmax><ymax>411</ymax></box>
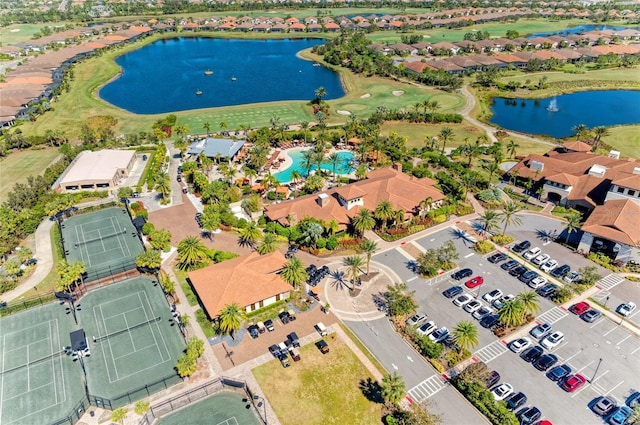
<box><xmin>489</xmin><ymin>90</ymin><xmax>640</xmax><ymax>138</ymax></box>
<box><xmin>274</xmin><ymin>149</ymin><xmax>354</xmax><ymax>183</ymax></box>
<box><xmin>99</xmin><ymin>38</ymin><xmax>344</xmax><ymax>114</ymax></box>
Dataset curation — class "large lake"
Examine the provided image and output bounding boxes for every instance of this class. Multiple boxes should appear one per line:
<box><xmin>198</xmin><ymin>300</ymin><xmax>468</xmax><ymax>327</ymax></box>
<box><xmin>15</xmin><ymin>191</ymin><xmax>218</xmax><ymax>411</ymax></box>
<box><xmin>489</xmin><ymin>90</ymin><xmax>640</xmax><ymax>138</ymax></box>
<box><xmin>99</xmin><ymin>38</ymin><xmax>344</xmax><ymax>114</ymax></box>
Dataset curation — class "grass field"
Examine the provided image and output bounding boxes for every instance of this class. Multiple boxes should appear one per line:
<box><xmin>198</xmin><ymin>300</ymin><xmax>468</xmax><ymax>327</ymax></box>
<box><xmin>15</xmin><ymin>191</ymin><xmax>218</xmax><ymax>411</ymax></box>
<box><xmin>497</xmin><ymin>68</ymin><xmax>640</xmax><ymax>86</ymax></box>
<box><xmin>253</xmin><ymin>336</ymin><xmax>382</xmax><ymax>425</ymax></box>
<box><xmin>0</xmin><ymin>23</ymin><xmax>74</xmax><ymax>46</ymax></box>
<box><xmin>0</xmin><ymin>147</ymin><xmax>60</xmax><ymax>201</ymax></box>
<box><xmin>603</xmin><ymin>125</ymin><xmax>640</xmax><ymax>158</ymax></box>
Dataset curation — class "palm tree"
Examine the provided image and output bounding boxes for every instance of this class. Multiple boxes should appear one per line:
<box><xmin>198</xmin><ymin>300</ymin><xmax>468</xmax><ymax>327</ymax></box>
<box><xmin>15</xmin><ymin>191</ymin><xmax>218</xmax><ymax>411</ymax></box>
<box><xmin>257</xmin><ymin>232</ymin><xmax>278</xmax><ymax>255</ymax></box>
<box><xmin>571</xmin><ymin>123</ymin><xmax>589</xmax><ymax>140</ymax></box>
<box><xmin>500</xmin><ymin>202</ymin><xmax>522</xmax><ymax>235</ymax></box>
<box><xmin>177</xmin><ymin>236</ymin><xmax>208</xmax><ymax>270</ymax></box>
<box><xmin>280</xmin><ymin>257</ymin><xmax>308</xmax><ymax>289</ymax></box>
<box><xmin>314</xmin><ymin>86</ymin><xmax>327</xmax><ymax>102</ymax></box>
<box><xmin>219</xmin><ymin>121</ymin><xmax>228</xmax><ymax>133</ymax></box>
<box><xmin>374</xmin><ymin>200</ymin><xmax>394</xmax><ymax>229</ymax></box>
<box><xmin>290</xmin><ymin>169</ymin><xmax>302</xmax><ymax>186</ymax></box>
<box><xmin>200</xmin><ymin>211</ymin><xmax>220</xmax><ymax>240</ymax></box>
<box><xmin>327</xmin><ymin>152</ymin><xmax>340</xmax><ymax>182</ymax></box>
<box><xmin>427</xmin><ymin>100</ymin><xmax>440</xmax><ymax>123</ymax></box>
<box><xmin>243</xmin><ymin>166</ymin><xmax>258</xmax><ymax>186</ymax></box>
<box><xmin>355</xmin><ymin>163</ymin><xmax>368</xmax><ymax>181</ymax></box>
<box><xmin>360</xmin><ymin>240</ymin><xmax>378</xmax><ymax>275</ymax></box>
<box><xmin>381</xmin><ymin>372</ymin><xmax>406</xmax><ymax>407</ymax></box>
<box><xmin>564</xmin><ymin>212</ymin><xmax>582</xmax><ymax>244</ymax></box>
<box><xmin>218</xmin><ymin>303</ymin><xmax>245</xmax><ymax>340</ymax></box>
<box><xmin>299</xmin><ymin>121</ymin><xmax>309</xmax><ymax>145</ymax></box>
<box><xmin>240</xmin><ymin>223</ymin><xmax>262</xmax><ymax>248</ymax></box>
<box><xmin>351</xmin><ymin>208</ymin><xmax>376</xmax><ymax>237</ymax></box>
<box><xmin>477</xmin><ymin>209</ymin><xmax>502</xmax><ymax>239</ymax></box>
<box><xmin>343</xmin><ymin>255</ymin><xmax>365</xmax><ymax>288</ymax></box>
<box><xmin>483</xmin><ymin>161</ymin><xmax>500</xmax><ymax>184</ymax></box>
<box><xmin>393</xmin><ymin>209</ymin><xmax>405</xmax><ymax>230</ymax></box>
<box><xmin>301</xmin><ymin>222</ymin><xmax>324</xmax><ymax>249</ymax></box>
<box><xmin>506</xmin><ymin>139</ymin><xmax>519</xmax><ymax>158</ymax></box>
<box><xmin>439</xmin><ymin>127</ymin><xmax>454</xmax><ymax>155</ymax></box>
<box><xmin>155</xmin><ymin>171</ymin><xmax>171</xmax><ymax>200</ymax></box>
<box><xmin>301</xmin><ymin>149</ymin><xmax>314</xmax><ymax>177</ymax></box>
<box><xmin>452</xmin><ymin>321</ymin><xmax>480</xmax><ymax>352</ymax></box>
<box><xmin>517</xmin><ymin>291</ymin><xmax>541</xmax><ymax>317</ymax></box>
<box><xmin>498</xmin><ymin>299</ymin><xmax>525</xmax><ymax>327</ymax></box>
<box><xmin>203</xmin><ymin>122</ymin><xmax>211</xmax><ymax>137</ymax></box>
<box><xmin>592</xmin><ymin>126</ymin><xmax>610</xmax><ymax>151</ymax></box>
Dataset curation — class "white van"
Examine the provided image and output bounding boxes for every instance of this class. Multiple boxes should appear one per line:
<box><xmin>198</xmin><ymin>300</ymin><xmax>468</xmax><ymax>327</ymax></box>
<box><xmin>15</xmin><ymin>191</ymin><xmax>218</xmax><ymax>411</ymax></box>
<box><xmin>315</xmin><ymin>322</ymin><xmax>328</xmax><ymax>336</ymax></box>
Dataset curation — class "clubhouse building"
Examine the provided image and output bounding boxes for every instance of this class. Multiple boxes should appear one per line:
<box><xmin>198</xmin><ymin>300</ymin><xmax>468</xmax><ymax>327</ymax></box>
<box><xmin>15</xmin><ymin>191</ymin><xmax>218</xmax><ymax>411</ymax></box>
<box><xmin>54</xmin><ymin>149</ymin><xmax>137</xmax><ymax>193</ymax></box>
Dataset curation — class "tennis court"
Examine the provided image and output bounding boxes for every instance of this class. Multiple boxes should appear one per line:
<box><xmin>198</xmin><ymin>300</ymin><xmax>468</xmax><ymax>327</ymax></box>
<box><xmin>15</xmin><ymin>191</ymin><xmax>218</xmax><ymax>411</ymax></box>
<box><xmin>0</xmin><ymin>304</ymin><xmax>85</xmax><ymax>425</ymax></box>
<box><xmin>79</xmin><ymin>277</ymin><xmax>185</xmax><ymax>402</ymax></box>
<box><xmin>60</xmin><ymin>207</ymin><xmax>144</xmax><ymax>280</ymax></box>
<box><xmin>156</xmin><ymin>392</ymin><xmax>260</xmax><ymax>425</ymax></box>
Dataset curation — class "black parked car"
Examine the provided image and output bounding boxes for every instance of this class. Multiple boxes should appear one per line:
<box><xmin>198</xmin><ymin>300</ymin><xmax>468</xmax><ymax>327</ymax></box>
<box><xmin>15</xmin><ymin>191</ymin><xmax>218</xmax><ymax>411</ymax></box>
<box><xmin>521</xmin><ymin>346</ymin><xmax>544</xmax><ymax>363</ymax></box>
<box><xmin>519</xmin><ymin>407</ymin><xmax>541</xmax><ymax>425</ymax></box>
<box><xmin>480</xmin><ymin>314</ymin><xmax>501</xmax><ymax>329</ymax></box>
<box><xmin>451</xmin><ymin>268</ymin><xmax>473</xmax><ymax>280</ymax></box>
<box><xmin>547</xmin><ymin>364</ymin><xmax>572</xmax><ymax>382</ymax></box>
<box><xmin>248</xmin><ymin>325</ymin><xmax>259</xmax><ymax>339</ymax></box>
<box><xmin>518</xmin><ymin>270</ymin><xmax>539</xmax><ymax>283</ymax></box>
<box><xmin>509</xmin><ymin>266</ymin><xmax>528</xmax><ymax>277</ymax></box>
<box><xmin>443</xmin><ymin>286</ymin><xmax>463</xmax><ymax>298</ymax></box>
<box><xmin>264</xmin><ymin>319</ymin><xmax>275</xmax><ymax>331</ymax></box>
<box><xmin>279</xmin><ymin>311</ymin><xmax>291</xmax><ymax>325</ymax></box>
<box><xmin>551</xmin><ymin>264</ymin><xmax>571</xmax><ymax>278</ymax></box>
<box><xmin>505</xmin><ymin>392</ymin><xmax>528</xmax><ymax>411</ymax></box>
<box><xmin>537</xmin><ymin>283</ymin><xmax>559</xmax><ymax>298</ymax></box>
<box><xmin>501</xmin><ymin>260</ymin><xmax>520</xmax><ymax>271</ymax></box>
<box><xmin>581</xmin><ymin>309</ymin><xmax>602</xmax><ymax>323</ymax></box>
<box><xmin>485</xmin><ymin>370</ymin><xmax>501</xmax><ymax>388</ymax></box>
<box><xmin>488</xmin><ymin>252</ymin><xmax>508</xmax><ymax>263</ymax></box>
<box><xmin>534</xmin><ymin>353</ymin><xmax>558</xmax><ymax>371</ymax></box>
<box><xmin>512</xmin><ymin>240</ymin><xmax>531</xmax><ymax>253</ymax></box>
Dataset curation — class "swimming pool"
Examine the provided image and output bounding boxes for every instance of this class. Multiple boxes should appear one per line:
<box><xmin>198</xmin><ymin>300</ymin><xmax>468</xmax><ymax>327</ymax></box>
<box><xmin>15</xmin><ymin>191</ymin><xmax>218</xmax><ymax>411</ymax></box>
<box><xmin>274</xmin><ymin>149</ymin><xmax>354</xmax><ymax>183</ymax></box>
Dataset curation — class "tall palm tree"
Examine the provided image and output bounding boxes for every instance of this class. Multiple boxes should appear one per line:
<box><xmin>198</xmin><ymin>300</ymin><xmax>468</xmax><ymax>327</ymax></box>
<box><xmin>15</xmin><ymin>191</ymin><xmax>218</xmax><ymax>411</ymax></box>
<box><xmin>299</xmin><ymin>121</ymin><xmax>309</xmax><ymax>144</ymax></box>
<box><xmin>203</xmin><ymin>122</ymin><xmax>211</xmax><ymax>137</ymax></box>
<box><xmin>240</xmin><ymin>223</ymin><xmax>262</xmax><ymax>248</ymax></box>
<box><xmin>219</xmin><ymin>121</ymin><xmax>228</xmax><ymax>133</ymax></box>
<box><xmin>564</xmin><ymin>212</ymin><xmax>582</xmax><ymax>244</ymax></box>
<box><xmin>478</xmin><ymin>209</ymin><xmax>502</xmax><ymax>239</ymax></box>
<box><xmin>314</xmin><ymin>86</ymin><xmax>327</xmax><ymax>102</ymax></box>
<box><xmin>327</xmin><ymin>152</ymin><xmax>340</xmax><ymax>182</ymax></box>
<box><xmin>483</xmin><ymin>161</ymin><xmax>500</xmax><ymax>184</ymax></box>
<box><xmin>381</xmin><ymin>372</ymin><xmax>406</xmax><ymax>407</ymax></box>
<box><xmin>301</xmin><ymin>149</ymin><xmax>314</xmax><ymax>177</ymax></box>
<box><xmin>218</xmin><ymin>303</ymin><xmax>245</xmax><ymax>340</ymax></box>
<box><xmin>257</xmin><ymin>232</ymin><xmax>278</xmax><ymax>255</ymax></box>
<box><xmin>177</xmin><ymin>236</ymin><xmax>208</xmax><ymax>270</ymax></box>
<box><xmin>301</xmin><ymin>222</ymin><xmax>324</xmax><ymax>249</ymax></box>
<box><xmin>374</xmin><ymin>200</ymin><xmax>394</xmax><ymax>230</ymax></box>
<box><xmin>427</xmin><ymin>100</ymin><xmax>440</xmax><ymax>123</ymax></box>
<box><xmin>343</xmin><ymin>255</ymin><xmax>365</xmax><ymax>288</ymax></box>
<box><xmin>571</xmin><ymin>123</ymin><xmax>589</xmax><ymax>141</ymax></box>
<box><xmin>200</xmin><ymin>211</ymin><xmax>220</xmax><ymax>240</ymax></box>
<box><xmin>439</xmin><ymin>127</ymin><xmax>454</xmax><ymax>155</ymax></box>
<box><xmin>393</xmin><ymin>209</ymin><xmax>405</xmax><ymax>230</ymax></box>
<box><xmin>498</xmin><ymin>299</ymin><xmax>525</xmax><ymax>327</ymax></box>
<box><xmin>506</xmin><ymin>139</ymin><xmax>519</xmax><ymax>158</ymax></box>
<box><xmin>242</xmin><ymin>166</ymin><xmax>258</xmax><ymax>186</ymax></box>
<box><xmin>351</xmin><ymin>208</ymin><xmax>376</xmax><ymax>237</ymax></box>
<box><xmin>154</xmin><ymin>171</ymin><xmax>171</xmax><ymax>200</ymax></box>
<box><xmin>500</xmin><ymin>202</ymin><xmax>522</xmax><ymax>235</ymax></box>
<box><xmin>360</xmin><ymin>240</ymin><xmax>378</xmax><ymax>275</ymax></box>
<box><xmin>592</xmin><ymin>126</ymin><xmax>610</xmax><ymax>151</ymax></box>
<box><xmin>290</xmin><ymin>170</ymin><xmax>302</xmax><ymax>186</ymax></box>
<box><xmin>452</xmin><ymin>321</ymin><xmax>480</xmax><ymax>352</ymax></box>
<box><xmin>517</xmin><ymin>291</ymin><xmax>541</xmax><ymax>317</ymax></box>
<box><xmin>280</xmin><ymin>257</ymin><xmax>308</xmax><ymax>289</ymax></box>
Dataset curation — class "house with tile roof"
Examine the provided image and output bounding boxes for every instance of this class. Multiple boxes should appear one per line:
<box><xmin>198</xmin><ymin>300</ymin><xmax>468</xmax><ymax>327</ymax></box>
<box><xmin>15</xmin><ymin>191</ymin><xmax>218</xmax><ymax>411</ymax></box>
<box><xmin>187</xmin><ymin>251</ymin><xmax>294</xmax><ymax>317</ymax></box>
<box><xmin>264</xmin><ymin>164</ymin><xmax>445</xmax><ymax>230</ymax></box>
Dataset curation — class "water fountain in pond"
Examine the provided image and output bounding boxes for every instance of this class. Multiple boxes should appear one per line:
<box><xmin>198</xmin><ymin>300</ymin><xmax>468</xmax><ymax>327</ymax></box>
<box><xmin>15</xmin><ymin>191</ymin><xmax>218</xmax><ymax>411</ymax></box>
<box><xmin>546</xmin><ymin>98</ymin><xmax>559</xmax><ymax>112</ymax></box>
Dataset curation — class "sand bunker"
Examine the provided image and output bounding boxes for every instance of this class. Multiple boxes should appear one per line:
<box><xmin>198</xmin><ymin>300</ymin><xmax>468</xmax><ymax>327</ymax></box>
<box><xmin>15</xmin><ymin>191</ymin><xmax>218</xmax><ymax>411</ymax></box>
<box><xmin>392</xmin><ymin>90</ymin><xmax>404</xmax><ymax>96</ymax></box>
<box><xmin>10</xmin><ymin>29</ymin><xmax>20</xmax><ymax>32</ymax></box>
<box><xmin>337</xmin><ymin>110</ymin><xmax>351</xmax><ymax>116</ymax></box>
<box><xmin>360</xmin><ymin>93</ymin><xmax>371</xmax><ymax>98</ymax></box>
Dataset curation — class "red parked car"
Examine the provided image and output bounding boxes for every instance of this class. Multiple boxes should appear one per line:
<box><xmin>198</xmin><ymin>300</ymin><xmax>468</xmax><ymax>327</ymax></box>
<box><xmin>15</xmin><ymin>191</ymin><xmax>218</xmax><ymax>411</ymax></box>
<box><xmin>561</xmin><ymin>374</ymin><xmax>587</xmax><ymax>392</ymax></box>
<box><xmin>569</xmin><ymin>301</ymin><xmax>590</xmax><ymax>315</ymax></box>
<box><xmin>465</xmin><ymin>276</ymin><xmax>485</xmax><ymax>288</ymax></box>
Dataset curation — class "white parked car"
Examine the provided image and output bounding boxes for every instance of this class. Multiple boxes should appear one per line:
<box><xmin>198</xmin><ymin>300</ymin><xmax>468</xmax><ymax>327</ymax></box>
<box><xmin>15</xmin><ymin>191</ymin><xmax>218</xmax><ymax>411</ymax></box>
<box><xmin>406</xmin><ymin>312</ymin><xmax>428</xmax><ymax>327</ymax></box>
<box><xmin>473</xmin><ymin>305</ymin><xmax>494</xmax><ymax>320</ymax></box>
<box><xmin>482</xmin><ymin>289</ymin><xmax>503</xmax><ymax>303</ymax></box>
<box><xmin>523</xmin><ymin>247</ymin><xmax>541</xmax><ymax>260</ymax></box>
<box><xmin>533</xmin><ymin>253</ymin><xmax>550</xmax><ymax>266</ymax></box>
<box><xmin>429</xmin><ymin>327</ymin><xmax>450</xmax><ymax>343</ymax></box>
<box><xmin>464</xmin><ymin>300</ymin><xmax>483</xmax><ymax>313</ymax></box>
<box><xmin>492</xmin><ymin>294</ymin><xmax>515</xmax><ymax>310</ymax></box>
<box><xmin>416</xmin><ymin>321</ymin><xmax>437</xmax><ymax>337</ymax></box>
<box><xmin>617</xmin><ymin>302</ymin><xmax>637</xmax><ymax>317</ymax></box>
<box><xmin>540</xmin><ymin>259</ymin><xmax>558</xmax><ymax>273</ymax></box>
<box><xmin>541</xmin><ymin>331</ymin><xmax>565</xmax><ymax>350</ymax></box>
<box><xmin>528</xmin><ymin>276</ymin><xmax>548</xmax><ymax>289</ymax></box>
<box><xmin>491</xmin><ymin>383</ymin><xmax>514</xmax><ymax>401</ymax></box>
<box><xmin>509</xmin><ymin>337</ymin><xmax>532</xmax><ymax>353</ymax></box>
<box><xmin>564</xmin><ymin>271</ymin><xmax>581</xmax><ymax>283</ymax></box>
<box><xmin>453</xmin><ymin>293</ymin><xmax>473</xmax><ymax>307</ymax></box>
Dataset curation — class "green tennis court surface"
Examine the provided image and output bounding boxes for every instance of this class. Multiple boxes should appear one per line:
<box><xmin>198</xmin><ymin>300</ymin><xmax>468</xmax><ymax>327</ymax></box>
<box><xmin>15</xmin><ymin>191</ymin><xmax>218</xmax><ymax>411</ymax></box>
<box><xmin>60</xmin><ymin>207</ymin><xmax>144</xmax><ymax>281</ymax></box>
<box><xmin>156</xmin><ymin>392</ymin><xmax>260</xmax><ymax>425</ymax></box>
<box><xmin>0</xmin><ymin>277</ymin><xmax>185</xmax><ymax>424</ymax></box>
<box><xmin>0</xmin><ymin>304</ymin><xmax>85</xmax><ymax>425</ymax></box>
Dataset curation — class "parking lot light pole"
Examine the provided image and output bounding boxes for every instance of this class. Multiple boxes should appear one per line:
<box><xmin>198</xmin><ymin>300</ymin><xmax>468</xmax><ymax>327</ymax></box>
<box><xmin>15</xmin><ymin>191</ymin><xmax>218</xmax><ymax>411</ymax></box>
<box><xmin>604</xmin><ymin>296</ymin><xmax>610</xmax><ymax>309</ymax></box>
<box><xmin>591</xmin><ymin>357</ymin><xmax>603</xmax><ymax>383</ymax></box>
<box><xmin>252</xmin><ymin>395</ymin><xmax>268</xmax><ymax>424</ymax></box>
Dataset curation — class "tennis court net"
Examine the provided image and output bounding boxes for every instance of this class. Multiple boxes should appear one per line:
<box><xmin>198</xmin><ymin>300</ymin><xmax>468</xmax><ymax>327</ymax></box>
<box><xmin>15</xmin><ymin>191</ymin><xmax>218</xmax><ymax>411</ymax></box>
<box><xmin>0</xmin><ymin>350</ymin><xmax>65</xmax><ymax>374</ymax></box>
<box><xmin>94</xmin><ymin>316</ymin><xmax>161</xmax><ymax>343</ymax></box>
<box><xmin>74</xmin><ymin>228</ymin><xmax>127</xmax><ymax>248</ymax></box>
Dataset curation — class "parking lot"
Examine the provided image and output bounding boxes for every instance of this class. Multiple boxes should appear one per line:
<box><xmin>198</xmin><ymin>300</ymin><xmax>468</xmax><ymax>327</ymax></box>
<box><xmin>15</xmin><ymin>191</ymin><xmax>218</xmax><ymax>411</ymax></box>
<box><xmin>372</xmin><ymin>217</ymin><xmax>640</xmax><ymax>425</ymax></box>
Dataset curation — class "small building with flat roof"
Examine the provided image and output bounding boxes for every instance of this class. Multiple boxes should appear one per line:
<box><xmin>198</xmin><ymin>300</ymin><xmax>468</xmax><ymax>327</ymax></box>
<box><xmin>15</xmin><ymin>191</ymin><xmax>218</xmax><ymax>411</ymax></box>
<box><xmin>187</xmin><ymin>137</ymin><xmax>246</xmax><ymax>161</ymax></box>
<box><xmin>55</xmin><ymin>149</ymin><xmax>136</xmax><ymax>193</ymax></box>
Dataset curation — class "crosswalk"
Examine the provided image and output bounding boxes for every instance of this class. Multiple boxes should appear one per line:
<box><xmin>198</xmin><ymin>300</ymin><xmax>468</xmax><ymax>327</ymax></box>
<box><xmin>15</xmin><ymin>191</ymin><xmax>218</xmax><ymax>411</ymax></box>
<box><xmin>407</xmin><ymin>374</ymin><xmax>447</xmax><ymax>403</ymax></box>
<box><xmin>591</xmin><ymin>290</ymin><xmax>611</xmax><ymax>304</ymax></box>
<box><xmin>596</xmin><ymin>274</ymin><xmax>625</xmax><ymax>291</ymax></box>
<box><xmin>474</xmin><ymin>340</ymin><xmax>509</xmax><ymax>364</ymax></box>
<box><xmin>537</xmin><ymin>307</ymin><xmax>568</xmax><ymax>325</ymax></box>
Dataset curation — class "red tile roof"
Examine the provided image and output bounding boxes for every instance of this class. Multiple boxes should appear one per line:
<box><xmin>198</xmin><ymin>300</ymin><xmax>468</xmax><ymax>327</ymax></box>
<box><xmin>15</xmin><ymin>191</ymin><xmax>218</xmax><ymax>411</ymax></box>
<box><xmin>582</xmin><ymin>199</ymin><xmax>640</xmax><ymax>246</ymax></box>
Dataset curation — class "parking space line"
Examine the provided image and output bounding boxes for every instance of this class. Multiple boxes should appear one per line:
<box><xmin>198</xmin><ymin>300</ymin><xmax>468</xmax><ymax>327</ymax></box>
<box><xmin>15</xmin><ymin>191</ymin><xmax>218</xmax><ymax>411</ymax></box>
<box><xmin>628</xmin><ymin>310</ymin><xmax>640</xmax><ymax>320</ymax></box>
<box><xmin>563</xmin><ymin>349</ymin><xmax>584</xmax><ymax>364</ymax></box>
<box><xmin>605</xmin><ymin>380</ymin><xmax>625</xmax><ymax>396</ymax></box>
<box><xmin>571</xmin><ymin>384</ymin><xmax>591</xmax><ymax>398</ymax></box>
<box><xmin>617</xmin><ymin>335</ymin><xmax>631</xmax><ymax>346</ymax></box>
<box><xmin>631</xmin><ymin>346</ymin><xmax>640</xmax><ymax>355</ymax></box>
<box><xmin>591</xmin><ymin>382</ymin><xmax>607</xmax><ymax>395</ymax></box>
<box><xmin>603</xmin><ymin>325</ymin><xmax>620</xmax><ymax>337</ymax></box>
<box><xmin>590</xmin><ymin>319</ymin><xmax>606</xmax><ymax>329</ymax></box>
<box><xmin>464</xmin><ymin>253</ymin><xmax>475</xmax><ymax>258</ymax></box>
<box><xmin>591</xmin><ymin>370</ymin><xmax>610</xmax><ymax>385</ymax></box>
<box><xmin>576</xmin><ymin>360</ymin><xmax>595</xmax><ymax>373</ymax></box>
<box><xmin>395</xmin><ymin>247</ymin><xmax>415</xmax><ymax>261</ymax></box>
<box><xmin>407</xmin><ymin>277</ymin><xmax>418</xmax><ymax>282</ymax></box>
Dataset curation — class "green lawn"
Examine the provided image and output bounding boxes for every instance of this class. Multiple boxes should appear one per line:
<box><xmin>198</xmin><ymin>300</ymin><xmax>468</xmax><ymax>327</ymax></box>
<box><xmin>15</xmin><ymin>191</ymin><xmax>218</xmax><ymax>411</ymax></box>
<box><xmin>0</xmin><ymin>147</ymin><xmax>60</xmax><ymax>200</ymax></box>
<box><xmin>0</xmin><ymin>23</ymin><xmax>73</xmax><ymax>46</ymax></box>
<box><xmin>603</xmin><ymin>125</ymin><xmax>640</xmax><ymax>159</ymax></box>
<box><xmin>253</xmin><ymin>336</ymin><xmax>382</xmax><ymax>425</ymax></box>
<box><xmin>497</xmin><ymin>68</ymin><xmax>640</xmax><ymax>86</ymax></box>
